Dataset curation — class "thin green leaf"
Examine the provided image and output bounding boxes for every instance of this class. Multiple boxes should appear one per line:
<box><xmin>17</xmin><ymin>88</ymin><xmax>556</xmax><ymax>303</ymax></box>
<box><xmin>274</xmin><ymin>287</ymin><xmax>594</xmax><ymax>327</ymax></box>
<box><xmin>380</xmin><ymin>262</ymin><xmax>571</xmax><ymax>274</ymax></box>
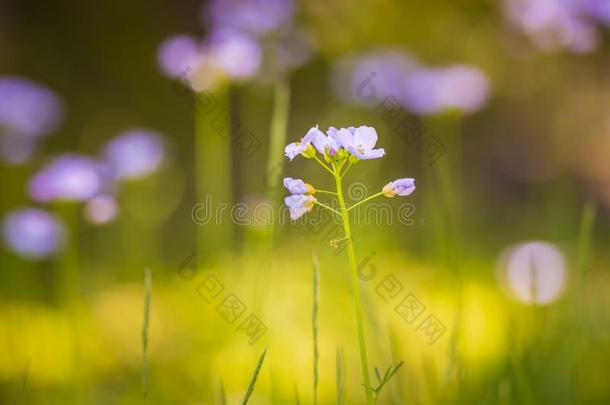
<box><xmin>312</xmin><ymin>252</ymin><xmax>320</xmax><ymax>405</ymax></box>
<box><xmin>13</xmin><ymin>359</ymin><xmax>30</xmax><ymax>405</ymax></box>
<box><xmin>240</xmin><ymin>348</ymin><xmax>267</xmax><ymax>405</ymax></box>
<box><xmin>217</xmin><ymin>379</ymin><xmax>227</xmax><ymax>405</ymax></box>
<box><xmin>142</xmin><ymin>268</ymin><xmax>152</xmax><ymax>403</ymax></box>
<box><xmin>336</xmin><ymin>346</ymin><xmax>345</xmax><ymax>405</ymax></box>
<box><xmin>295</xmin><ymin>384</ymin><xmax>301</xmax><ymax>405</ymax></box>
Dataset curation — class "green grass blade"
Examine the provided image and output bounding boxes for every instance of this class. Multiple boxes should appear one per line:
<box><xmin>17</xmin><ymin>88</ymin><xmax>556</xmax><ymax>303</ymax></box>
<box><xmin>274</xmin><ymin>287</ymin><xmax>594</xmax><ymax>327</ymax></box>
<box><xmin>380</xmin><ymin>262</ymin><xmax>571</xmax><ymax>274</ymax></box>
<box><xmin>217</xmin><ymin>379</ymin><xmax>227</xmax><ymax>405</ymax></box>
<box><xmin>142</xmin><ymin>268</ymin><xmax>152</xmax><ymax>403</ymax></box>
<box><xmin>13</xmin><ymin>359</ymin><xmax>30</xmax><ymax>405</ymax></box>
<box><xmin>240</xmin><ymin>348</ymin><xmax>267</xmax><ymax>405</ymax></box>
<box><xmin>312</xmin><ymin>253</ymin><xmax>320</xmax><ymax>405</ymax></box>
<box><xmin>295</xmin><ymin>384</ymin><xmax>301</xmax><ymax>405</ymax></box>
<box><xmin>336</xmin><ymin>346</ymin><xmax>345</xmax><ymax>405</ymax></box>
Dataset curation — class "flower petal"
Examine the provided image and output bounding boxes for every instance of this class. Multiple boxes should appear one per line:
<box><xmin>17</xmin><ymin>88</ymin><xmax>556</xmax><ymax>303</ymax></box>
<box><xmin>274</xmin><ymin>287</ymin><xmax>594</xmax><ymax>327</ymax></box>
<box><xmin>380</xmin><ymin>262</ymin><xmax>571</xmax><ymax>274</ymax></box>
<box><xmin>353</xmin><ymin>126</ymin><xmax>378</xmax><ymax>150</ymax></box>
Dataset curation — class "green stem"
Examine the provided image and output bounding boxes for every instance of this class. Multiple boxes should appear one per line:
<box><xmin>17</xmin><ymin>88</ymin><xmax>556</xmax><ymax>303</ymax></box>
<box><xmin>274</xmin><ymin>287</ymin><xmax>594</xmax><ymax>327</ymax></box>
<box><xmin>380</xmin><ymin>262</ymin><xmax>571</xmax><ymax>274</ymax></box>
<box><xmin>195</xmin><ymin>87</ymin><xmax>232</xmax><ymax>263</ymax></box>
<box><xmin>347</xmin><ymin>192</ymin><xmax>384</xmax><ymax>212</ymax></box>
<box><xmin>340</xmin><ymin>161</ymin><xmax>353</xmax><ymax>179</ymax></box>
<box><xmin>315</xmin><ymin>190</ymin><xmax>337</xmax><ymax>196</ymax></box>
<box><xmin>314</xmin><ymin>156</ymin><xmax>335</xmax><ymax>175</ymax></box>
<box><xmin>334</xmin><ymin>167</ymin><xmax>374</xmax><ymax>405</ymax></box>
<box><xmin>314</xmin><ymin>201</ymin><xmax>341</xmax><ymax>217</ymax></box>
<box><xmin>265</xmin><ymin>80</ymin><xmax>290</xmax><ymax>203</ymax></box>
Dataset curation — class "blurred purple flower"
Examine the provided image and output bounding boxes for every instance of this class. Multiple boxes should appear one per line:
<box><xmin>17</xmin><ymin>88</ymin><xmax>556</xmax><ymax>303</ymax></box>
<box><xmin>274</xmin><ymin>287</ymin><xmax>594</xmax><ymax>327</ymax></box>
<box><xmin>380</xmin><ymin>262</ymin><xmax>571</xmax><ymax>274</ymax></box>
<box><xmin>0</xmin><ymin>76</ymin><xmax>63</xmax><ymax>137</ymax></box>
<box><xmin>29</xmin><ymin>154</ymin><xmax>104</xmax><ymax>203</ymax></box>
<box><xmin>283</xmin><ymin>177</ymin><xmax>313</xmax><ymax>194</ymax></box>
<box><xmin>284</xmin><ymin>194</ymin><xmax>316</xmax><ymax>220</ymax></box>
<box><xmin>2</xmin><ymin>208</ymin><xmax>65</xmax><ymax>259</ymax></box>
<box><xmin>578</xmin><ymin>0</ymin><xmax>610</xmax><ymax>24</ymax></box>
<box><xmin>207</xmin><ymin>31</ymin><xmax>262</xmax><ymax>79</ymax></box>
<box><xmin>205</xmin><ymin>0</ymin><xmax>295</xmax><ymax>35</ymax></box>
<box><xmin>84</xmin><ymin>194</ymin><xmax>118</xmax><ymax>225</ymax></box>
<box><xmin>383</xmin><ymin>178</ymin><xmax>416</xmax><ymax>197</ymax></box>
<box><xmin>333</xmin><ymin>50</ymin><xmax>418</xmax><ymax>105</ymax></box>
<box><xmin>503</xmin><ymin>0</ymin><xmax>601</xmax><ymax>53</ymax></box>
<box><xmin>402</xmin><ymin>65</ymin><xmax>489</xmax><ymax>115</ymax></box>
<box><xmin>157</xmin><ymin>34</ymin><xmax>202</xmax><ymax>78</ymax></box>
<box><xmin>0</xmin><ymin>133</ymin><xmax>38</xmax><ymax>165</ymax></box>
<box><xmin>103</xmin><ymin>129</ymin><xmax>166</xmax><ymax>180</ymax></box>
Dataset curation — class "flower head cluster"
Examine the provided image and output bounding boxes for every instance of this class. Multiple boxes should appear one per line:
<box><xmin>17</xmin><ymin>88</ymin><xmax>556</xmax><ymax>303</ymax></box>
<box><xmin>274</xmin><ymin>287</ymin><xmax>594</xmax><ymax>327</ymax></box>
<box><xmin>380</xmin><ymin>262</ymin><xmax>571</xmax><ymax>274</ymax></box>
<box><xmin>283</xmin><ymin>125</ymin><xmax>414</xmax><ymax>221</ymax></box>
<box><xmin>285</xmin><ymin>125</ymin><xmax>385</xmax><ymax>162</ymax></box>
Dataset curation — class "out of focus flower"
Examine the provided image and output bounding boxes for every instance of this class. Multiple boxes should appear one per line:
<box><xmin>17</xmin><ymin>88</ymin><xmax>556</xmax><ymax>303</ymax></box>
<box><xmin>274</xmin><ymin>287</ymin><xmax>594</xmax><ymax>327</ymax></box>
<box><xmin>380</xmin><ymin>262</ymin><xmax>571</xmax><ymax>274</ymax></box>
<box><xmin>497</xmin><ymin>241</ymin><xmax>567</xmax><ymax>305</ymax></box>
<box><xmin>157</xmin><ymin>35</ymin><xmax>202</xmax><ymax>78</ymax></box>
<box><xmin>207</xmin><ymin>31</ymin><xmax>262</xmax><ymax>79</ymax></box>
<box><xmin>0</xmin><ymin>133</ymin><xmax>38</xmax><ymax>165</ymax></box>
<box><xmin>0</xmin><ymin>76</ymin><xmax>63</xmax><ymax>164</ymax></box>
<box><xmin>402</xmin><ymin>65</ymin><xmax>489</xmax><ymax>115</ymax></box>
<box><xmin>283</xmin><ymin>177</ymin><xmax>314</xmax><ymax>194</ymax></box>
<box><xmin>204</xmin><ymin>0</ymin><xmax>295</xmax><ymax>35</ymax></box>
<box><xmin>103</xmin><ymin>129</ymin><xmax>165</xmax><ymax>180</ymax></box>
<box><xmin>333</xmin><ymin>50</ymin><xmax>489</xmax><ymax>115</ymax></box>
<box><xmin>29</xmin><ymin>154</ymin><xmax>104</xmax><ymax>203</ymax></box>
<box><xmin>84</xmin><ymin>194</ymin><xmax>119</xmax><ymax>225</ymax></box>
<box><xmin>502</xmin><ymin>0</ymin><xmax>604</xmax><ymax>53</ymax></box>
<box><xmin>333</xmin><ymin>49</ymin><xmax>417</xmax><ymax>105</ymax></box>
<box><xmin>578</xmin><ymin>0</ymin><xmax>610</xmax><ymax>25</ymax></box>
<box><xmin>0</xmin><ymin>77</ymin><xmax>63</xmax><ymax>137</ymax></box>
<box><xmin>284</xmin><ymin>194</ymin><xmax>316</xmax><ymax>220</ymax></box>
<box><xmin>382</xmin><ymin>178</ymin><xmax>416</xmax><ymax>197</ymax></box>
<box><xmin>2</xmin><ymin>208</ymin><xmax>65</xmax><ymax>259</ymax></box>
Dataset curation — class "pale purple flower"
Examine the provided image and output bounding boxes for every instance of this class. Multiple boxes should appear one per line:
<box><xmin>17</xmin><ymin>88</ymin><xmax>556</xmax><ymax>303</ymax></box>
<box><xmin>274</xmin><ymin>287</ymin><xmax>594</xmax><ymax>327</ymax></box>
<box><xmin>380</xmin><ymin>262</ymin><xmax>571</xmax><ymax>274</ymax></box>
<box><xmin>383</xmin><ymin>178</ymin><xmax>416</xmax><ymax>197</ymax></box>
<box><xmin>205</xmin><ymin>0</ymin><xmax>295</xmax><ymax>35</ymax></box>
<box><xmin>84</xmin><ymin>194</ymin><xmax>118</xmax><ymax>225</ymax></box>
<box><xmin>103</xmin><ymin>129</ymin><xmax>166</xmax><ymax>180</ymax></box>
<box><xmin>284</xmin><ymin>126</ymin><xmax>320</xmax><ymax>160</ymax></box>
<box><xmin>311</xmin><ymin>127</ymin><xmax>341</xmax><ymax>155</ymax></box>
<box><xmin>157</xmin><ymin>34</ymin><xmax>202</xmax><ymax>78</ymax></box>
<box><xmin>0</xmin><ymin>76</ymin><xmax>63</xmax><ymax>137</ymax></box>
<box><xmin>2</xmin><ymin>208</ymin><xmax>65</xmax><ymax>259</ymax></box>
<box><xmin>283</xmin><ymin>177</ymin><xmax>313</xmax><ymax>194</ymax></box>
<box><xmin>29</xmin><ymin>154</ymin><xmax>103</xmax><ymax>203</ymax></box>
<box><xmin>284</xmin><ymin>194</ymin><xmax>316</xmax><ymax>220</ymax></box>
<box><xmin>345</xmin><ymin>126</ymin><xmax>385</xmax><ymax>160</ymax></box>
<box><xmin>403</xmin><ymin>66</ymin><xmax>489</xmax><ymax>115</ymax></box>
<box><xmin>208</xmin><ymin>31</ymin><xmax>262</xmax><ymax>80</ymax></box>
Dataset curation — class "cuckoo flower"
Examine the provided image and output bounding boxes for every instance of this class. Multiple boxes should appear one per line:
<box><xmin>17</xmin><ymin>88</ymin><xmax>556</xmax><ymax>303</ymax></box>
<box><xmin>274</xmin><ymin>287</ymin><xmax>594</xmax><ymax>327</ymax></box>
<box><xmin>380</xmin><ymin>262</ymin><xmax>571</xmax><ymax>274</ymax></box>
<box><xmin>383</xmin><ymin>178</ymin><xmax>416</xmax><ymax>197</ymax></box>
<box><xmin>284</xmin><ymin>126</ymin><xmax>320</xmax><ymax>160</ymax></box>
<box><xmin>283</xmin><ymin>123</ymin><xmax>413</xmax><ymax>404</ymax></box>
<box><xmin>345</xmin><ymin>126</ymin><xmax>386</xmax><ymax>160</ymax></box>
<box><xmin>283</xmin><ymin>177</ymin><xmax>314</xmax><ymax>194</ymax></box>
<box><xmin>284</xmin><ymin>194</ymin><xmax>316</xmax><ymax>220</ymax></box>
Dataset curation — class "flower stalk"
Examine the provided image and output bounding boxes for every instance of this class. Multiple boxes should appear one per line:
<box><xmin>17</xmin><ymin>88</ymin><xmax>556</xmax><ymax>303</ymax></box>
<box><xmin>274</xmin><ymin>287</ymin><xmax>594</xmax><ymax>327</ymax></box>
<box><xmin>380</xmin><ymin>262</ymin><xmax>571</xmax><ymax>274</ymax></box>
<box><xmin>334</xmin><ymin>164</ymin><xmax>374</xmax><ymax>405</ymax></box>
<box><xmin>282</xmin><ymin>125</ymin><xmax>415</xmax><ymax>404</ymax></box>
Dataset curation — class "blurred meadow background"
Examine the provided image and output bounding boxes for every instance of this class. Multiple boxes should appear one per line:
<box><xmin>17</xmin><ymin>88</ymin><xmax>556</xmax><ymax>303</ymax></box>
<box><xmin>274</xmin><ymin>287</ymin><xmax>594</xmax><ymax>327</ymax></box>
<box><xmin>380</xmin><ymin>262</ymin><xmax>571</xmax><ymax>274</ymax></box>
<box><xmin>1</xmin><ymin>0</ymin><xmax>610</xmax><ymax>403</ymax></box>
